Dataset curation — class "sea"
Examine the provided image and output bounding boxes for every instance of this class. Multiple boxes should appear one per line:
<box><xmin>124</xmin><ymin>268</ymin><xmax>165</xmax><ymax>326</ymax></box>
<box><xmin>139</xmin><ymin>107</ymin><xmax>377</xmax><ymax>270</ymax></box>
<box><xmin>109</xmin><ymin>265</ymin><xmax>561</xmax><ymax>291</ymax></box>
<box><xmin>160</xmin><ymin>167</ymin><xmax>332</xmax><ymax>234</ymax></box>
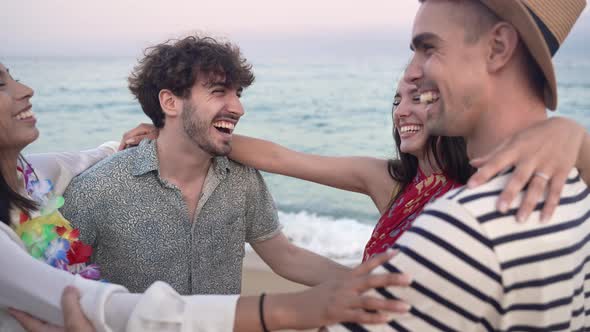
<box><xmin>6</xmin><ymin>52</ymin><xmax>590</xmax><ymax>263</ymax></box>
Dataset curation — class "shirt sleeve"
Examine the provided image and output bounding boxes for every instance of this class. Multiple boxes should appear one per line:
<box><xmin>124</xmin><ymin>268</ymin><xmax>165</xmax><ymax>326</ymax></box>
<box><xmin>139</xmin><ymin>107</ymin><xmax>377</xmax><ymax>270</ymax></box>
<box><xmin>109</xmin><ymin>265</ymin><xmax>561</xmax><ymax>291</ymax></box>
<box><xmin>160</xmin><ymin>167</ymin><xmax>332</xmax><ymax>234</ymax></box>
<box><xmin>0</xmin><ymin>224</ymin><xmax>239</xmax><ymax>332</ymax></box>
<box><xmin>244</xmin><ymin>169</ymin><xmax>282</xmax><ymax>243</ymax></box>
<box><xmin>60</xmin><ymin>167</ymin><xmax>102</xmax><ymax>247</ymax></box>
<box><xmin>124</xmin><ymin>282</ymin><xmax>239</xmax><ymax>332</ymax></box>
<box><xmin>0</xmin><ymin>223</ymin><xmax>126</xmax><ymax>331</ymax></box>
<box><xmin>25</xmin><ymin>141</ymin><xmax>118</xmax><ymax>196</ymax></box>
<box><xmin>325</xmin><ymin>199</ymin><xmax>503</xmax><ymax>332</ymax></box>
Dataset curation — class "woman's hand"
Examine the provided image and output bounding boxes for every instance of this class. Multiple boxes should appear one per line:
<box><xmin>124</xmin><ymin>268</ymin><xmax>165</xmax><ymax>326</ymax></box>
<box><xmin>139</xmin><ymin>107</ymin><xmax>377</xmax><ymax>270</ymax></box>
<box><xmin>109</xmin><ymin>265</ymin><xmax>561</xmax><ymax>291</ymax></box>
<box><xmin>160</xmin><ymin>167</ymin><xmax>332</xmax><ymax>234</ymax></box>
<box><xmin>8</xmin><ymin>286</ymin><xmax>95</xmax><ymax>332</ymax></box>
<box><xmin>118</xmin><ymin>123</ymin><xmax>159</xmax><ymax>151</ymax></box>
<box><xmin>468</xmin><ymin>117</ymin><xmax>587</xmax><ymax>222</ymax></box>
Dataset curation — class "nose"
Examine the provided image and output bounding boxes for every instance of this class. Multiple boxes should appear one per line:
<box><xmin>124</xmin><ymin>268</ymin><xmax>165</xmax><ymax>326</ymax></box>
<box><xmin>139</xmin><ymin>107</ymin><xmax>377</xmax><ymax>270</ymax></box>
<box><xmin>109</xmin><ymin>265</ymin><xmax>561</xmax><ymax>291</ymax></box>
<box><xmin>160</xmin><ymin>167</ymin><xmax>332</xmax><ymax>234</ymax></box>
<box><xmin>404</xmin><ymin>54</ymin><xmax>424</xmax><ymax>86</ymax></box>
<box><xmin>228</xmin><ymin>92</ymin><xmax>244</xmax><ymax>118</ymax></box>
<box><xmin>15</xmin><ymin>80</ymin><xmax>34</xmax><ymax>101</ymax></box>
<box><xmin>394</xmin><ymin>102</ymin><xmax>412</xmax><ymax>120</ymax></box>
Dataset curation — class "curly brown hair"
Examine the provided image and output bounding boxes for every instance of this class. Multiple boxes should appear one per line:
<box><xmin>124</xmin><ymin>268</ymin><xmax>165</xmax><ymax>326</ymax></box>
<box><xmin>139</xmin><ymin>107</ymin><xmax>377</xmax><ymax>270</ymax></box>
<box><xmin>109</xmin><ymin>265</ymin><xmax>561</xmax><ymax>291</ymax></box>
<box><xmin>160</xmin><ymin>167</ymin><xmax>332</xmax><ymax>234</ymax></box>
<box><xmin>128</xmin><ymin>35</ymin><xmax>255</xmax><ymax>128</ymax></box>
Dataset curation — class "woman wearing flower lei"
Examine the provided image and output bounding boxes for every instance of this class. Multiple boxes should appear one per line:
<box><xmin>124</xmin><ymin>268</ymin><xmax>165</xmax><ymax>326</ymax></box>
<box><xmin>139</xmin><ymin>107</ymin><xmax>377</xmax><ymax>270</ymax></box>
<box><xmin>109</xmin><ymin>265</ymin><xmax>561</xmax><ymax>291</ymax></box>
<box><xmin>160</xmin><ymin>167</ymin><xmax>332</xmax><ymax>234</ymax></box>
<box><xmin>12</xmin><ymin>151</ymin><xmax>115</xmax><ymax>280</ymax></box>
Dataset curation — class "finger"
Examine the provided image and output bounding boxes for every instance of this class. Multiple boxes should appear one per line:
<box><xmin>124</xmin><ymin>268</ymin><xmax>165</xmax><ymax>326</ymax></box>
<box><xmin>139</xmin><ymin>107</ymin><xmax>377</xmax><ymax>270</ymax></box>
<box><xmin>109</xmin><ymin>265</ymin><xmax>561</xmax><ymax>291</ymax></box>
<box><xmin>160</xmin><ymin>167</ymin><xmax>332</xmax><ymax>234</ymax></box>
<box><xmin>541</xmin><ymin>172</ymin><xmax>568</xmax><ymax>223</ymax></box>
<box><xmin>355</xmin><ymin>273</ymin><xmax>413</xmax><ymax>292</ymax></box>
<box><xmin>117</xmin><ymin>139</ymin><xmax>127</xmax><ymax>151</ymax></box>
<box><xmin>339</xmin><ymin>309</ymin><xmax>391</xmax><ymax>325</ymax></box>
<box><xmin>469</xmin><ymin>148</ymin><xmax>496</xmax><ymax>168</ymax></box>
<box><xmin>351</xmin><ymin>295</ymin><xmax>410</xmax><ymax>313</ymax></box>
<box><xmin>123</xmin><ymin>135</ymin><xmax>150</xmax><ymax>149</ymax></box>
<box><xmin>467</xmin><ymin>140</ymin><xmax>517</xmax><ymax>183</ymax></box>
<box><xmin>467</xmin><ymin>144</ymin><xmax>515</xmax><ymax>188</ymax></box>
<box><xmin>7</xmin><ymin>308</ymin><xmax>48</xmax><ymax>331</ymax></box>
<box><xmin>516</xmin><ymin>173</ymin><xmax>549</xmax><ymax>222</ymax></box>
<box><xmin>61</xmin><ymin>286</ymin><xmax>89</xmax><ymax>331</ymax></box>
<box><xmin>123</xmin><ymin>128</ymin><xmax>152</xmax><ymax>140</ymax></box>
<box><xmin>119</xmin><ymin>124</ymin><xmax>156</xmax><ymax>151</ymax></box>
<box><xmin>352</xmin><ymin>250</ymin><xmax>397</xmax><ymax>276</ymax></box>
<box><xmin>496</xmin><ymin>163</ymin><xmax>536</xmax><ymax>213</ymax></box>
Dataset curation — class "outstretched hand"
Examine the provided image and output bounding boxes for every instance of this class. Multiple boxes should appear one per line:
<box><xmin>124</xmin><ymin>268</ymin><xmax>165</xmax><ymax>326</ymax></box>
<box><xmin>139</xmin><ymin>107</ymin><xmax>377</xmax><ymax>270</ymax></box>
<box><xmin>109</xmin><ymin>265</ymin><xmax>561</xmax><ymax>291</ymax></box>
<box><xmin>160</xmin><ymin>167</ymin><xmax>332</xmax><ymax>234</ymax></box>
<box><xmin>467</xmin><ymin>117</ymin><xmax>586</xmax><ymax>223</ymax></box>
<box><xmin>276</xmin><ymin>250</ymin><xmax>411</xmax><ymax>330</ymax></box>
<box><xmin>118</xmin><ymin>123</ymin><xmax>159</xmax><ymax>151</ymax></box>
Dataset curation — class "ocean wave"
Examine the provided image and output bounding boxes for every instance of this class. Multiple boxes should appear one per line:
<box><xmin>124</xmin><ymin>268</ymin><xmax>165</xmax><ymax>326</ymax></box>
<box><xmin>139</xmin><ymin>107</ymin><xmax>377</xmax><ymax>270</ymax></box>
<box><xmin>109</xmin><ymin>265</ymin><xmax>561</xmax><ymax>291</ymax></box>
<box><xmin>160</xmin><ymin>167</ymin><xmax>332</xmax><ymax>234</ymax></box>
<box><xmin>247</xmin><ymin>210</ymin><xmax>374</xmax><ymax>265</ymax></box>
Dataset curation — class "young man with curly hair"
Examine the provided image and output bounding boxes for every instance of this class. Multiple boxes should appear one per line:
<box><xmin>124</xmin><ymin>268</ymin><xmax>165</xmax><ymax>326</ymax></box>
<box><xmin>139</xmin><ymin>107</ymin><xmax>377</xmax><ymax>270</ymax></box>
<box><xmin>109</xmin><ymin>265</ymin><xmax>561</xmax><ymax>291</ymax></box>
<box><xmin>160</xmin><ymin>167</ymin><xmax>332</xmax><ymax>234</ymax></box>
<box><xmin>61</xmin><ymin>35</ymin><xmax>352</xmax><ymax>295</ymax></box>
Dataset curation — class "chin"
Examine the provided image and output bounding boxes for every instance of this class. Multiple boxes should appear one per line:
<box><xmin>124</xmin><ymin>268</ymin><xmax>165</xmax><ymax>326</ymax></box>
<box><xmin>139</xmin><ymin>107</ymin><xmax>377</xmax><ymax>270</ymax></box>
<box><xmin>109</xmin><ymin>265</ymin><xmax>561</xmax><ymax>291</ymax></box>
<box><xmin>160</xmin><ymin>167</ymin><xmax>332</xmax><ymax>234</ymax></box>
<box><xmin>211</xmin><ymin>144</ymin><xmax>232</xmax><ymax>157</ymax></box>
<box><xmin>13</xmin><ymin>130</ymin><xmax>40</xmax><ymax>149</ymax></box>
<box><xmin>400</xmin><ymin>146</ymin><xmax>420</xmax><ymax>156</ymax></box>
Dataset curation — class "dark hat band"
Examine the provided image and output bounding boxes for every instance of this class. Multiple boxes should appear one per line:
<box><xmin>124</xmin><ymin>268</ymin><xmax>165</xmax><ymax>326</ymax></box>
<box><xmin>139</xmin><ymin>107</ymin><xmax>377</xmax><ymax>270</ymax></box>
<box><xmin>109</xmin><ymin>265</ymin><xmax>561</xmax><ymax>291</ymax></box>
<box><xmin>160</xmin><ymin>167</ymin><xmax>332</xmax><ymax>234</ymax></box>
<box><xmin>523</xmin><ymin>3</ymin><xmax>560</xmax><ymax>56</ymax></box>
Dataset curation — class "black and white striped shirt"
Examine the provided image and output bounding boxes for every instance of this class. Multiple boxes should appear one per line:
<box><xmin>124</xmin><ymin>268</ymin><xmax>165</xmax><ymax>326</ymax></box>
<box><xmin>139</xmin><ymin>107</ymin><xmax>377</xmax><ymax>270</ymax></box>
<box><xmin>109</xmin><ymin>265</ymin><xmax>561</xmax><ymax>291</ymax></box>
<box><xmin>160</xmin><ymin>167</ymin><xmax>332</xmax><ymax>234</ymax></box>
<box><xmin>330</xmin><ymin>169</ymin><xmax>590</xmax><ymax>331</ymax></box>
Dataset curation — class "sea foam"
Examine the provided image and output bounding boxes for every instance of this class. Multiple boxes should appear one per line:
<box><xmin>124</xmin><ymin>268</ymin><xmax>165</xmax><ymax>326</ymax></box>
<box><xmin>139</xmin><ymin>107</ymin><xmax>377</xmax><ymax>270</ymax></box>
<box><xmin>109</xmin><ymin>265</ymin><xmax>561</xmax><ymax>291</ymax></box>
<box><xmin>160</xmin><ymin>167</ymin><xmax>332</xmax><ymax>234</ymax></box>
<box><xmin>247</xmin><ymin>210</ymin><xmax>374</xmax><ymax>265</ymax></box>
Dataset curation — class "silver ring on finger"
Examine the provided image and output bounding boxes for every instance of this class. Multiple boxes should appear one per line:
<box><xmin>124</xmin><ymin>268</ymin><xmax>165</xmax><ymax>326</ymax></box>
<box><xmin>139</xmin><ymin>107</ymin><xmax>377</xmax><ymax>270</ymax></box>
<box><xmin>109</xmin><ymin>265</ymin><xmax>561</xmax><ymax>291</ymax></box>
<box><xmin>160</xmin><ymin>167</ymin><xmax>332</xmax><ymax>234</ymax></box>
<box><xmin>533</xmin><ymin>172</ymin><xmax>550</xmax><ymax>182</ymax></box>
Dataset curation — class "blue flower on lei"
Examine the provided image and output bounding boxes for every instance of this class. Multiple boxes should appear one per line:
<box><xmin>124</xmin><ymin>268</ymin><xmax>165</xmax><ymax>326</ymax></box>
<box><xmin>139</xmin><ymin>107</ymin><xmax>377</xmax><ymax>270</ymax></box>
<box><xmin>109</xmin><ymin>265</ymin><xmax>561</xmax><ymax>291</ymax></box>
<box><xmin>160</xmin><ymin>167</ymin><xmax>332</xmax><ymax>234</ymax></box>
<box><xmin>44</xmin><ymin>238</ymin><xmax>71</xmax><ymax>268</ymax></box>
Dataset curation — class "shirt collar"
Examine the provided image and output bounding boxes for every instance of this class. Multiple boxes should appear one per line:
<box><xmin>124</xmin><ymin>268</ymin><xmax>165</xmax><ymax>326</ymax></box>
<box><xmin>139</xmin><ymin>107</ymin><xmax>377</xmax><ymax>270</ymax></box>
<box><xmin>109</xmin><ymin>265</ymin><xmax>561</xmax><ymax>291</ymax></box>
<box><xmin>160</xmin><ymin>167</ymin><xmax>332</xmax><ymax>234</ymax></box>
<box><xmin>131</xmin><ymin>139</ymin><xmax>231</xmax><ymax>178</ymax></box>
<box><xmin>131</xmin><ymin>139</ymin><xmax>160</xmax><ymax>176</ymax></box>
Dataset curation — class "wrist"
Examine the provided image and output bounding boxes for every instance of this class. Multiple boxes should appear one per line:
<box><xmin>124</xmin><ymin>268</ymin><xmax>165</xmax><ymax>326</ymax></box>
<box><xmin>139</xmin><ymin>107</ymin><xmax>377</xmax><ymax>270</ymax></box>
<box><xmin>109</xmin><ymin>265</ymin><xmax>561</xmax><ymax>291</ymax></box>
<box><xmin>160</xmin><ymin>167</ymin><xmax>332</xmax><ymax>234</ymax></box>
<box><xmin>264</xmin><ymin>293</ymin><xmax>301</xmax><ymax>330</ymax></box>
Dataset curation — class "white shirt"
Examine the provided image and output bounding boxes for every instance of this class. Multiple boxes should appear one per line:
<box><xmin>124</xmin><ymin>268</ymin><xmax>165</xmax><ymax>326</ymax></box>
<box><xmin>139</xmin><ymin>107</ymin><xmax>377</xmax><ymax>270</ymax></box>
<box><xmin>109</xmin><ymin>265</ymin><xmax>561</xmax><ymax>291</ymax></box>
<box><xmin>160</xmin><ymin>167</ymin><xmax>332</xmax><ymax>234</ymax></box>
<box><xmin>328</xmin><ymin>169</ymin><xmax>590</xmax><ymax>331</ymax></box>
<box><xmin>1</xmin><ymin>143</ymin><xmax>238</xmax><ymax>332</ymax></box>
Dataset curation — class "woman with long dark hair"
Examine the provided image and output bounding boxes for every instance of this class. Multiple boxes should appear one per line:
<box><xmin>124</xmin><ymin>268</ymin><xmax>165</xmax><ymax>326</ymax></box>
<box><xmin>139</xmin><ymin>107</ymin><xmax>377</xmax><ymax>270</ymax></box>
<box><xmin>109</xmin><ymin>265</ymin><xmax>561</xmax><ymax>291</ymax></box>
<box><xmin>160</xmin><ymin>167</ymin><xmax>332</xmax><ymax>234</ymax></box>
<box><xmin>226</xmin><ymin>79</ymin><xmax>473</xmax><ymax>261</ymax></box>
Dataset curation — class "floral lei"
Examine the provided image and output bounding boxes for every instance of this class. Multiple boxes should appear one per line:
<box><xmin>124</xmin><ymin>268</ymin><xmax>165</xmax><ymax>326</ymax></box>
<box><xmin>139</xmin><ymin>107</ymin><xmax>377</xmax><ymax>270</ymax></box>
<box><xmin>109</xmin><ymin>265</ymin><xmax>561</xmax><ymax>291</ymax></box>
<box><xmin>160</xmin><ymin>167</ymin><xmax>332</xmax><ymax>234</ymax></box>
<box><xmin>13</xmin><ymin>158</ymin><xmax>101</xmax><ymax>280</ymax></box>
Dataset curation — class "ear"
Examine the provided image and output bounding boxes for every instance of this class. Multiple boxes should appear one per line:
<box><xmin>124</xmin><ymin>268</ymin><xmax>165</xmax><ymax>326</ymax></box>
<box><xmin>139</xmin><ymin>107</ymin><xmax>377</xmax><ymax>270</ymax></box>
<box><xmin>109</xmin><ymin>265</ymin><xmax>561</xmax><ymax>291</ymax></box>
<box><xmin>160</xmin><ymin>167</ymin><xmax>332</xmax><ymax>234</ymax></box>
<box><xmin>486</xmin><ymin>22</ymin><xmax>519</xmax><ymax>73</ymax></box>
<box><xmin>159</xmin><ymin>89</ymin><xmax>181</xmax><ymax>118</ymax></box>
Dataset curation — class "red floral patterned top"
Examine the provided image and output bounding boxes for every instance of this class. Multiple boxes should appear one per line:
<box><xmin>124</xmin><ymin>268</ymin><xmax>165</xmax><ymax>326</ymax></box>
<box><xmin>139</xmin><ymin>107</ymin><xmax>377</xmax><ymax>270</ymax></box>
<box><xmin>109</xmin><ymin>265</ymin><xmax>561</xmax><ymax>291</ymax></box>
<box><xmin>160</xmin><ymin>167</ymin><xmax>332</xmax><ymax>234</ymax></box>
<box><xmin>363</xmin><ymin>168</ymin><xmax>462</xmax><ymax>261</ymax></box>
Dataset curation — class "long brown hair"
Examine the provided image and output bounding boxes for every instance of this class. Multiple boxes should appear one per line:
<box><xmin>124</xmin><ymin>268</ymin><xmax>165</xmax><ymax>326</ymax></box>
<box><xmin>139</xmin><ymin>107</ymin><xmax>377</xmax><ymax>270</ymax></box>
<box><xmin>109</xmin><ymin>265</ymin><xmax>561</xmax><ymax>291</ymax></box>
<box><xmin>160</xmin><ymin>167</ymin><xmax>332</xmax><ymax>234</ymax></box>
<box><xmin>0</xmin><ymin>156</ymin><xmax>37</xmax><ymax>225</ymax></box>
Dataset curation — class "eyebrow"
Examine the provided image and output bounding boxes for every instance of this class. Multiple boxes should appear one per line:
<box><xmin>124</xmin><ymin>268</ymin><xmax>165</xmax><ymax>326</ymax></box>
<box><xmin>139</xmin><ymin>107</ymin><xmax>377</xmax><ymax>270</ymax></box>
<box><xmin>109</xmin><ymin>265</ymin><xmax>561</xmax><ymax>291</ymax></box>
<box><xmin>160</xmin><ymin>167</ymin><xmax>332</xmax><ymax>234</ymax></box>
<box><xmin>410</xmin><ymin>32</ymin><xmax>442</xmax><ymax>51</ymax></box>
<box><xmin>206</xmin><ymin>79</ymin><xmax>231</xmax><ymax>89</ymax></box>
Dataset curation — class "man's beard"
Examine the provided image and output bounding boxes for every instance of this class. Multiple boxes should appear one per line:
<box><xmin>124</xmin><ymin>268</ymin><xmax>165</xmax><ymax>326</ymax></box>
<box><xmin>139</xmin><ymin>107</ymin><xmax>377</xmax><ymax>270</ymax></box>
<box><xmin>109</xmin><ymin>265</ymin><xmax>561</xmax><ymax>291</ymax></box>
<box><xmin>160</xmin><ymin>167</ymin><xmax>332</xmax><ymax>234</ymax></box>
<box><xmin>181</xmin><ymin>101</ymin><xmax>231</xmax><ymax>156</ymax></box>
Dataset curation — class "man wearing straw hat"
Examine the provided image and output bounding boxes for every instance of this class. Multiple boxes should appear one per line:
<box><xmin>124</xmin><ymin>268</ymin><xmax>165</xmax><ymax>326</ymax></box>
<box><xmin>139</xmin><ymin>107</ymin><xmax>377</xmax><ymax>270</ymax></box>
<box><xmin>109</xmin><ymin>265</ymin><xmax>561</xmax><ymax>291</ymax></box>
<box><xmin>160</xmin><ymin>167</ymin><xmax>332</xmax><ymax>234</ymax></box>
<box><xmin>328</xmin><ymin>0</ymin><xmax>590</xmax><ymax>331</ymax></box>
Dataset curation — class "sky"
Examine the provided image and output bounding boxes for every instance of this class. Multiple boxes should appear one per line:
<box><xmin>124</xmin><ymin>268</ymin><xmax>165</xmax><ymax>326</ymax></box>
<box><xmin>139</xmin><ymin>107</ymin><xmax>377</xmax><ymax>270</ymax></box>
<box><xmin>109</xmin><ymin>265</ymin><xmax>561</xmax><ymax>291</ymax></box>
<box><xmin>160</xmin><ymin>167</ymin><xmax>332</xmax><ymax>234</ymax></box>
<box><xmin>2</xmin><ymin>1</ymin><xmax>589</xmax><ymax>57</ymax></box>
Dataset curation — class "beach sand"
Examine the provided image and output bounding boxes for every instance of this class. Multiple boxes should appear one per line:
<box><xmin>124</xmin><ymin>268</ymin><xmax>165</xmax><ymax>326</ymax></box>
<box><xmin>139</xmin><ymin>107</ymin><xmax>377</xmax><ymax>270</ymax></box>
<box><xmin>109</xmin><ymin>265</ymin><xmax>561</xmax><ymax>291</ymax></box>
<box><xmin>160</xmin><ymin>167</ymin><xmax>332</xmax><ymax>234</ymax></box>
<box><xmin>241</xmin><ymin>250</ymin><xmax>315</xmax><ymax>332</ymax></box>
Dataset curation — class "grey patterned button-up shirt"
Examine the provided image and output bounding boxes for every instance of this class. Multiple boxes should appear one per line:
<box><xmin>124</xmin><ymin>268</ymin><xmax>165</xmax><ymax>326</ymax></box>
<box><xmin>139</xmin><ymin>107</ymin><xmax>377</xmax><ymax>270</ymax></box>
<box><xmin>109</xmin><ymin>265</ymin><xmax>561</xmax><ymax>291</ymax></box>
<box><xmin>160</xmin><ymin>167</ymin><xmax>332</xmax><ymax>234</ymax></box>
<box><xmin>61</xmin><ymin>140</ymin><xmax>281</xmax><ymax>295</ymax></box>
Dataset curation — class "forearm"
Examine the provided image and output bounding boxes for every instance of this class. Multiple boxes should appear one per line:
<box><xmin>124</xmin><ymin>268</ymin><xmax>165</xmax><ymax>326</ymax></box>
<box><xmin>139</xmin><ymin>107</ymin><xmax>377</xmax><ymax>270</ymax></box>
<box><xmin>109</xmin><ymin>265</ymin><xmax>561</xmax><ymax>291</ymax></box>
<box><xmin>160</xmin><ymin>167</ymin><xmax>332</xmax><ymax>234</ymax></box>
<box><xmin>231</xmin><ymin>135</ymin><xmax>391</xmax><ymax>196</ymax></box>
<box><xmin>272</xmin><ymin>246</ymin><xmax>351</xmax><ymax>286</ymax></box>
<box><xmin>230</xmin><ymin>135</ymin><xmax>285</xmax><ymax>172</ymax></box>
<box><xmin>578</xmin><ymin>131</ymin><xmax>590</xmax><ymax>184</ymax></box>
<box><xmin>0</xmin><ymin>226</ymin><xmax>127</xmax><ymax>329</ymax></box>
<box><xmin>234</xmin><ymin>293</ymin><xmax>306</xmax><ymax>332</ymax></box>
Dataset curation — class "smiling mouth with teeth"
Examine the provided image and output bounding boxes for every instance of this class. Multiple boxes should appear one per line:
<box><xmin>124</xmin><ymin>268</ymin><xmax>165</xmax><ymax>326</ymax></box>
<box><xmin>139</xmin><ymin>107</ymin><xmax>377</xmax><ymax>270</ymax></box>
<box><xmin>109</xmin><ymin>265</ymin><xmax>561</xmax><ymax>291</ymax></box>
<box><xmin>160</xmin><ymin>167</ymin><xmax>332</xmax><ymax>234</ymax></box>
<box><xmin>419</xmin><ymin>91</ymin><xmax>440</xmax><ymax>105</ymax></box>
<box><xmin>15</xmin><ymin>109</ymin><xmax>35</xmax><ymax>120</ymax></box>
<box><xmin>213</xmin><ymin>120</ymin><xmax>235</xmax><ymax>134</ymax></box>
<box><xmin>399</xmin><ymin>125</ymin><xmax>422</xmax><ymax>134</ymax></box>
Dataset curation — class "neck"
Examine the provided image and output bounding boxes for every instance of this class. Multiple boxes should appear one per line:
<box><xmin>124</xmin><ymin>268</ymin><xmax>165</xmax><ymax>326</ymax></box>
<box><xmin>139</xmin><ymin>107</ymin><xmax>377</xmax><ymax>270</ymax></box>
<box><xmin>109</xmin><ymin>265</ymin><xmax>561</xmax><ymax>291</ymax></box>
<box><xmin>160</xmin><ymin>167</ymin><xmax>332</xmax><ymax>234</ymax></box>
<box><xmin>464</xmin><ymin>78</ymin><xmax>547</xmax><ymax>159</ymax></box>
<box><xmin>0</xmin><ymin>148</ymin><xmax>22</xmax><ymax>191</ymax></box>
<box><xmin>418</xmin><ymin>148</ymin><xmax>441</xmax><ymax>176</ymax></box>
<box><xmin>156</xmin><ymin>128</ymin><xmax>213</xmax><ymax>184</ymax></box>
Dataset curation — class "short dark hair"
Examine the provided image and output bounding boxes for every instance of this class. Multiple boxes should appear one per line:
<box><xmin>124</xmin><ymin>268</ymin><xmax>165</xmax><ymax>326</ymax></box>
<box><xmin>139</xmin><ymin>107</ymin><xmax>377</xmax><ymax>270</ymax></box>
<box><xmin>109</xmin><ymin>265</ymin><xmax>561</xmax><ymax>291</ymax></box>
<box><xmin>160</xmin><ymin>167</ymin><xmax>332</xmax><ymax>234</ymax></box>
<box><xmin>128</xmin><ymin>35</ymin><xmax>255</xmax><ymax>128</ymax></box>
<box><xmin>418</xmin><ymin>0</ymin><xmax>500</xmax><ymax>44</ymax></box>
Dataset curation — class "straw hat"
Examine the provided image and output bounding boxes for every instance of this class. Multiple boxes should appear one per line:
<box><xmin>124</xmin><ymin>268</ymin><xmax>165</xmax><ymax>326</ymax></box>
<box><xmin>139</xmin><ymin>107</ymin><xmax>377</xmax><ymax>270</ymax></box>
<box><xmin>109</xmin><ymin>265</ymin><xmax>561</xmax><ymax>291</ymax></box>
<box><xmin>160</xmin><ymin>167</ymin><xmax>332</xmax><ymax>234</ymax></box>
<box><xmin>478</xmin><ymin>0</ymin><xmax>586</xmax><ymax>110</ymax></box>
